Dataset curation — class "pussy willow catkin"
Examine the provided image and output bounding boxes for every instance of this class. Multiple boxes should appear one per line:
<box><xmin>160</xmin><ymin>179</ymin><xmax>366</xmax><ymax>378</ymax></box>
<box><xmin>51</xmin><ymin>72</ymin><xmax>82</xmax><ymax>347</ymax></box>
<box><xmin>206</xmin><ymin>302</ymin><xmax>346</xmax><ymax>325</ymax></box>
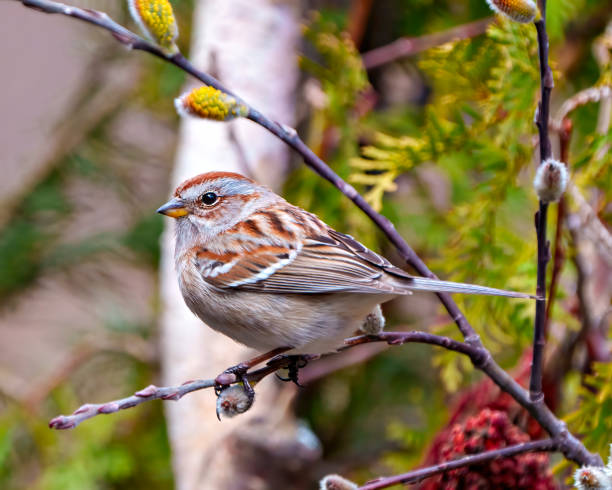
<box><xmin>127</xmin><ymin>0</ymin><xmax>178</xmax><ymax>54</ymax></box>
<box><xmin>175</xmin><ymin>86</ymin><xmax>249</xmax><ymax>121</ymax></box>
<box><xmin>485</xmin><ymin>0</ymin><xmax>539</xmax><ymax>23</ymax></box>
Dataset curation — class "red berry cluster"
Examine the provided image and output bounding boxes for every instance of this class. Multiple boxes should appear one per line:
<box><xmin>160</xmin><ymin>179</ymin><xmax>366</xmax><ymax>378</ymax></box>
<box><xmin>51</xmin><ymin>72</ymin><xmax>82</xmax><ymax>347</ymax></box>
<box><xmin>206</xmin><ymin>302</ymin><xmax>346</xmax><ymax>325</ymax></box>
<box><xmin>420</xmin><ymin>409</ymin><xmax>555</xmax><ymax>489</ymax></box>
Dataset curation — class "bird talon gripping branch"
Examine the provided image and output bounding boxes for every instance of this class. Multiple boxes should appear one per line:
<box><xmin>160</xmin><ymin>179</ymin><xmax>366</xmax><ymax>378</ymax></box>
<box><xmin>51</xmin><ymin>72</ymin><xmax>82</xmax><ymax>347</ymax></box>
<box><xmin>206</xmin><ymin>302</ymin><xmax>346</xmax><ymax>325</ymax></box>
<box><xmin>275</xmin><ymin>356</ymin><xmax>309</xmax><ymax>387</ymax></box>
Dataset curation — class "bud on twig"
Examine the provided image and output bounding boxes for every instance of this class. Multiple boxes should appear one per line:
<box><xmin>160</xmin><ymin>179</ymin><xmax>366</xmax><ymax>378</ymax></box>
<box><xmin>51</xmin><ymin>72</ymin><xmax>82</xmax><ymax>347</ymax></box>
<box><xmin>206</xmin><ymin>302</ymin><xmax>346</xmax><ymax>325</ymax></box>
<box><xmin>573</xmin><ymin>466</ymin><xmax>612</xmax><ymax>490</ymax></box>
<box><xmin>127</xmin><ymin>0</ymin><xmax>178</xmax><ymax>54</ymax></box>
<box><xmin>175</xmin><ymin>86</ymin><xmax>249</xmax><ymax>121</ymax></box>
<box><xmin>485</xmin><ymin>0</ymin><xmax>539</xmax><ymax>24</ymax></box>
<box><xmin>216</xmin><ymin>384</ymin><xmax>254</xmax><ymax>419</ymax></box>
<box><xmin>533</xmin><ymin>159</ymin><xmax>569</xmax><ymax>203</ymax></box>
<box><xmin>360</xmin><ymin>305</ymin><xmax>386</xmax><ymax>335</ymax></box>
<box><xmin>319</xmin><ymin>474</ymin><xmax>358</xmax><ymax>490</ymax></box>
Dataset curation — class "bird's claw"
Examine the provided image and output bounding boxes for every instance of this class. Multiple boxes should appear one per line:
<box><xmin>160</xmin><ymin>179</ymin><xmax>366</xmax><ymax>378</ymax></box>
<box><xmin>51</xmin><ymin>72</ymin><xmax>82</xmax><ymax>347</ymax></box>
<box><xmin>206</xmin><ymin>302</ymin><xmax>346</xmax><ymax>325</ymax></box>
<box><xmin>274</xmin><ymin>355</ymin><xmax>308</xmax><ymax>387</ymax></box>
<box><xmin>214</xmin><ymin>364</ymin><xmax>254</xmax><ymax>401</ymax></box>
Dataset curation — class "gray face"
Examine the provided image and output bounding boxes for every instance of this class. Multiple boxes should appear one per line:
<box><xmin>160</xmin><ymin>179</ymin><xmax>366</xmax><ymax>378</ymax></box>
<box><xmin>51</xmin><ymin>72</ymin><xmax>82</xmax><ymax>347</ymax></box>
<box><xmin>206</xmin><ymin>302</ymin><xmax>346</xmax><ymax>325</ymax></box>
<box><xmin>173</xmin><ymin>177</ymin><xmax>276</xmax><ymax>244</ymax></box>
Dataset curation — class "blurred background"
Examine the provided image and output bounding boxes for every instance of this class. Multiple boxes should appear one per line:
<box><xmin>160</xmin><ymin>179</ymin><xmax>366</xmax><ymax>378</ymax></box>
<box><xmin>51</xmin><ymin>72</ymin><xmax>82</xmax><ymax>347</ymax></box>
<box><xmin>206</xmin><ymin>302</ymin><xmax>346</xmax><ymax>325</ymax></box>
<box><xmin>1</xmin><ymin>0</ymin><xmax>611</xmax><ymax>488</ymax></box>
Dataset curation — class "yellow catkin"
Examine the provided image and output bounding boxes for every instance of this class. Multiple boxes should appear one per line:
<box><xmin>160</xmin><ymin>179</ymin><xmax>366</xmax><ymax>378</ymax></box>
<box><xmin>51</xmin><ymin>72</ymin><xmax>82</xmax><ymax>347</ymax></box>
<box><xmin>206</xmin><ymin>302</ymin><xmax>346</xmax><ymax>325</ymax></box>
<box><xmin>128</xmin><ymin>0</ymin><xmax>178</xmax><ymax>54</ymax></box>
<box><xmin>175</xmin><ymin>86</ymin><xmax>249</xmax><ymax>121</ymax></box>
<box><xmin>486</xmin><ymin>0</ymin><xmax>539</xmax><ymax>23</ymax></box>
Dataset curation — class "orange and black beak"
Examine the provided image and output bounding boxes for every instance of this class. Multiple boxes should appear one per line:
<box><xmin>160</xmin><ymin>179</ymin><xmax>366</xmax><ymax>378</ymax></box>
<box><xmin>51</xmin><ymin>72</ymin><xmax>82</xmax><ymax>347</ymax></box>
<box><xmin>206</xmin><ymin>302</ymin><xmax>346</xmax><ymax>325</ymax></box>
<box><xmin>156</xmin><ymin>197</ymin><xmax>189</xmax><ymax>218</ymax></box>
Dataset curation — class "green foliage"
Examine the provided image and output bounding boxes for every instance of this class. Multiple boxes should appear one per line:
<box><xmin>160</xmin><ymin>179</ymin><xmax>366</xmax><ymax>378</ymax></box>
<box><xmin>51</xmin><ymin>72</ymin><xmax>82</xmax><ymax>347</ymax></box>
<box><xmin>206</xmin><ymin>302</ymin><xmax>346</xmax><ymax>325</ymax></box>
<box><xmin>0</xmin><ymin>357</ymin><xmax>173</xmax><ymax>490</ymax></box>
<box><xmin>287</xmin><ymin>14</ymin><xmax>378</xmax><ymax>246</ymax></box>
<box><xmin>293</xmin><ymin>4</ymin><xmax>610</xmax><ymax>479</ymax></box>
<box><xmin>573</xmin><ymin>126</ymin><xmax>612</xmax><ymax>198</ymax></box>
<box><xmin>300</xmin><ymin>14</ymin><xmax>369</xmax><ymax>126</ymax></box>
<box><xmin>0</xmin><ymin>171</ymin><xmax>69</xmax><ymax>298</ymax></box>
<box><xmin>353</xmin><ymin>19</ymin><xmax>539</xmax><ymax>213</ymax></box>
<box><xmin>349</xmin><ymin>19</ymin><xmax>542</xmax><ymax>388</ymax></box>
<box><xmin>546</xmin><ymin>0</ymin><xmax>586</xmax><ymax>41</ymax></box>
<box><xmin>566</xmin><ymin>362</ymin><xmax>612</xmax><ymax>458</ymax></box>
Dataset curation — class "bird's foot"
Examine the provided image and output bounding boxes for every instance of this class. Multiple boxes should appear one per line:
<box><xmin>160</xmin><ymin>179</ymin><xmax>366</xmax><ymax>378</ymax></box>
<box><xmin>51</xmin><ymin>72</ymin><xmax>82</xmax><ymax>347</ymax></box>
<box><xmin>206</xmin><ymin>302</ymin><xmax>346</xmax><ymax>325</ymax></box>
<box><xmin>274</xmin><ymin>355</ymin><xmax>309</xmax><ymax>387</ymax></box>
<box><xmin>214</xmin><ymin>347</ymin><xmax>292</xmax><ymax>399</ymax></box>
<box><xmin>214</xmin><ymin>363</ymin><xmax>254</xmax><ymax>400</ymax></box>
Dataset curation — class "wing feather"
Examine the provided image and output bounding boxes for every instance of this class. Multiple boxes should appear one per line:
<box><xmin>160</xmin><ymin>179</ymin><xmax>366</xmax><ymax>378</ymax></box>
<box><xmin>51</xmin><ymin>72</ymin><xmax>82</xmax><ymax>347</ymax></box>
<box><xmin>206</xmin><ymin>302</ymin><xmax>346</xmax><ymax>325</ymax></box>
<box><xmin>195</xmin><ymin>228</ymin><xmax>533</xmax><ymax>299</ymax></box>
<box><xmin>197</xmin><ymin>232</ymin><xmax>399</xmax><ymax>294</ymax></box>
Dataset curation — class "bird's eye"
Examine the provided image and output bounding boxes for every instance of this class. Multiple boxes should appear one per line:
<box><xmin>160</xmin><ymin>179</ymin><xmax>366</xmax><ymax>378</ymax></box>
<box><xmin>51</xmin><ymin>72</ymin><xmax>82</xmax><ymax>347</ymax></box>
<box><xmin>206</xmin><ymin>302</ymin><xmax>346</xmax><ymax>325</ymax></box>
<box><xmin>201</xmin><ymin>192</ymin><xmax>218</xmax><ymax>206</ymax></box>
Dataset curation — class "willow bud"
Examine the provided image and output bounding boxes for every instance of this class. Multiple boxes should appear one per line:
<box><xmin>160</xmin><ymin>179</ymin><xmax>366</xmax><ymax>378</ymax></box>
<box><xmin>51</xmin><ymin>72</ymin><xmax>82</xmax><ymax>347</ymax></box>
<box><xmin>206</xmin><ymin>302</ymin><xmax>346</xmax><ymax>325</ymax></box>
<box><xmin>175</xmin><ymin>86</ymin><xmax>249</xmax><ymax>121</ymax></box>
<box><xmin>533</xmin><ymin>159</ymin><xmax>568</xmax><ymax>203</ymax></box>
<box><xmin>573</xmin><ymin>466</ymin><xmax>612</xmax><ymax>490</ymax></box>
<box><xmin>485</xmin><ymin>0</ymin><xmax>539</xmax><ymax>23</ymax></box>
<box><xmin>127</xmin><ymin>0</ymin><xmax>179</xmax><ymax>54</ymax></box>
<box><xmin>216</xmin><ymin>384</ymin><xmax>253</xmax><ymax>419</ymax></box>
<box><xmin>360</xmin><ymin>304</ymin><xmax>385</xmax><ymax>335</ymax></box>
<box><xmin>319</xmin><ymin>474</ymin><xmax>358</xmax><ymax>490</ymax></box>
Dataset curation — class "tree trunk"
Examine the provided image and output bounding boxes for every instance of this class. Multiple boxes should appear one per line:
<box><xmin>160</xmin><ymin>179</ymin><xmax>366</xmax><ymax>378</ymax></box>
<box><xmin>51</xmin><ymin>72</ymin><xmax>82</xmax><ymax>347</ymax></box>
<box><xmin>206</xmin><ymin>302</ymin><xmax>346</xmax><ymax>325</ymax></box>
<box><xmin>159</xmin><ymin>1</ymin><xmax>321</xmax><ymax>488</ymax></box>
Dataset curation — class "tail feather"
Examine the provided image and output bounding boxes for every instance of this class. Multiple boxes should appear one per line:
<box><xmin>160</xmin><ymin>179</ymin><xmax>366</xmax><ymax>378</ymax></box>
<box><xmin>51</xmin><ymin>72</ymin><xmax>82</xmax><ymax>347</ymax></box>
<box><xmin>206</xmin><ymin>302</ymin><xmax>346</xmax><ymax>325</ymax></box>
<box><xmin>405</xmin><ymin>277</ymin><xmax>536</xmax><ymax>299</ymax></box>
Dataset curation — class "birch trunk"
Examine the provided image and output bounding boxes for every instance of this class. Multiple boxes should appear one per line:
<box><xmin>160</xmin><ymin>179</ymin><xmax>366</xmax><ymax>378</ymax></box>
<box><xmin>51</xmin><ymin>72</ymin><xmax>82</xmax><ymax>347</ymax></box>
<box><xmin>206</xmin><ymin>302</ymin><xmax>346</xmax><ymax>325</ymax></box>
<box><xmin>159</xmin><ymin>1</ymin><xmax>321</xmax><ymax>488</ymax></box>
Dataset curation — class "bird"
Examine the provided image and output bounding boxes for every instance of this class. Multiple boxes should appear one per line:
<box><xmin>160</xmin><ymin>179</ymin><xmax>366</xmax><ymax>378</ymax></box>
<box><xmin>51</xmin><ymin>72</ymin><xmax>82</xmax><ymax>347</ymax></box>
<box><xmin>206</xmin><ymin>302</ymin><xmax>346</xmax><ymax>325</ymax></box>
<box><xmin>158</xmin><ymin>171</ymin><xmax>533</xmax><ymax>385</ymax></box>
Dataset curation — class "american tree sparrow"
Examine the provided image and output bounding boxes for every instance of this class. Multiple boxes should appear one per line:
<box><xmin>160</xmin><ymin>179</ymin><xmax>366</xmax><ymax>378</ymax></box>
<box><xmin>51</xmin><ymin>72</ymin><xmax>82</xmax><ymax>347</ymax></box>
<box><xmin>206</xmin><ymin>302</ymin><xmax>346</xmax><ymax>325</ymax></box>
<box><xmin>158</xmin><ymin>172</ymin><xmax>532</xmax><ymax>386</ymax></box>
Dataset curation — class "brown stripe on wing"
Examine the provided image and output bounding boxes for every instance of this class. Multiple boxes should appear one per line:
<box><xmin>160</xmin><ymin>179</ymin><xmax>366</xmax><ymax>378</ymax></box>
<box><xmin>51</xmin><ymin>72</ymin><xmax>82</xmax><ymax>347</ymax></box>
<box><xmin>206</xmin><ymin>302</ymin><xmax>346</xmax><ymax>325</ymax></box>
<box><xmin>257</xmin><ymin>210</ymin><xmax>296</xmax><ymax>240</ymax></box>
<box><xmin>196</xmin><ymin>248</ymin><xmax>239</xmax><ymax>261</ymax></box>
<box><xmin>210</xmin><ymin>236</ymin><xmax>400</xmax><ymax>294</ymax></box>
<box><xmin>271</xmin><ymin>204</ymin><xmax>328</xmax><ymax>237</ymax></box>
<box><xmin>198</xmin><ymin>244</ymin><xmax>298</xmax><ymax>288</ymax></box>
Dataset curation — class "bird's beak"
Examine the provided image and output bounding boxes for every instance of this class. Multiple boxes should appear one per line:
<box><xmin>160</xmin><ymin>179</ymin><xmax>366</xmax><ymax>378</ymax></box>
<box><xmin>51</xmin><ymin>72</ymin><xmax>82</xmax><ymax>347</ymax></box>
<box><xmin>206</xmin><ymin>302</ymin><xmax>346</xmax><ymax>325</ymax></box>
<box><xmin>157</xmin><ymin>197</ymin><xmax>189</xmax><ymax>218</ymax></box>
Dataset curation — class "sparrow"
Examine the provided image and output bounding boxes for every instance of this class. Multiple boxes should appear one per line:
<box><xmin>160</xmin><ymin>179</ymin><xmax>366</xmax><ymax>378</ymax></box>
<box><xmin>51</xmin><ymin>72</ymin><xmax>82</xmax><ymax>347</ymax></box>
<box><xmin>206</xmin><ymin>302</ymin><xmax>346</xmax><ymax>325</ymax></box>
<box><xmin>158</xmin><ymin>172</ymin><xmax>533</xmax><ymax>362</ymax></box>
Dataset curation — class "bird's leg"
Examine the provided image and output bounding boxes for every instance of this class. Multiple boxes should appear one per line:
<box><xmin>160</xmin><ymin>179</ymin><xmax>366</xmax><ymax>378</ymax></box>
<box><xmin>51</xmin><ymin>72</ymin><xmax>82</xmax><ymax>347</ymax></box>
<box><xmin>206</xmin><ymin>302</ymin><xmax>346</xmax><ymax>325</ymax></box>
<box><xmin>274</xmin><ymin>355</ymin><xmax>310</xmax><ymax>387</ymax></box>
<box><xmin>214</xmin><ymin>346</ymin><xmax>292</xmax><ymax>398</ymax></box>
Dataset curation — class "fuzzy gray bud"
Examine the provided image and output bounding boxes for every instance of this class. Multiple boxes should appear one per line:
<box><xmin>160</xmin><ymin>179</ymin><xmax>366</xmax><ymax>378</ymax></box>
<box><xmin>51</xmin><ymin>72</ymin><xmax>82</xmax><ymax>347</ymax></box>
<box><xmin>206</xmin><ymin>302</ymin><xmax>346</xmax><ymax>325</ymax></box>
<box><xmin>216</xmin><ymin>384</ymin><xmax>253</xmax><ymax>419</ymax></box>
<box><xmin>573</xmin><ymin>466</ymin><xmax>612</xmax><ymax>490</ymax></box>
<box><xmin>319</xmin><ymin>474</ymin><xmax>358</xmax><ymax>490</ymax></box>
<box><xmin>360</xmin><ymin>305</ymin><xmax>386</xmax><ymax>335</ymax></box>
<box><xmin>533</xmin><ymin>159</ymin><xmax>568</xmax><ymax>203</ymax></box>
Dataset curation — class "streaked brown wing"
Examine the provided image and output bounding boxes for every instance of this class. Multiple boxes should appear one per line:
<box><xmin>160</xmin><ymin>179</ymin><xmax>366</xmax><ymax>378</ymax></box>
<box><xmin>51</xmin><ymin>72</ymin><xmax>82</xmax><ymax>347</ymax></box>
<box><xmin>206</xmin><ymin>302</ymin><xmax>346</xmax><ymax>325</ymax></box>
<box><xmin>198</xmin><ymin>230</ymin><xmax>405</xmax><ymax>294</ymax></box>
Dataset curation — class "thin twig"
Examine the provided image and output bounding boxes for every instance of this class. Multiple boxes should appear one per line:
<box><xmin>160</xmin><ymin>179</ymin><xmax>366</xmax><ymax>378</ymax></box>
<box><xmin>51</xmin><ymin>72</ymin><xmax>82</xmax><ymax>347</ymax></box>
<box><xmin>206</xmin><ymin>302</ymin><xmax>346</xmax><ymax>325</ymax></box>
<box><xmin>49</xmin><ymin>379</ymin><xmax>216</xmax><ymax>430</ymax></box>
<box><xmin>357</xmin><ymin>439</ymin><xmax>557</xmax><ymax>489</ymax></box>
<box><xmin>15</xmin><ymin>0</ymin><xmax>603</xmax><ymax>466</ymax></box>
<box><xmin>544</xmin><ymin>118</ymin><xmax>572</xmax><ymax>334</ymax></box>
<box><xmin>48</xmin><ymin>332</ymin><xmax>475</xmax><ymax>429</ymax></box>
<box><xmin>552</xmin><ymin>86</ymin><xmax>612</xmax><ymax>132</ymax></box>
<box><xmin>529</xmin><ymin>3</ymin><xmax>554</xmax><ymax>406</ymax></box>
<box><xmin>567</xmin><ymin>224</ymin><xmax>611</xmax><ymax>364</ymax></box>
<box><xmin>347</xmin><ymin>0</ymin><xmax>374</xmax><ymax>47</ymax></box>
<box><xmin>361</xmin><ymin>17</ymin><xmax>494</xmax><ymax>69</ymax></box>
<box><xmin>343</xmin><ymin>332</ymin><xmax>489</xmax><ymax>366</ymax></box>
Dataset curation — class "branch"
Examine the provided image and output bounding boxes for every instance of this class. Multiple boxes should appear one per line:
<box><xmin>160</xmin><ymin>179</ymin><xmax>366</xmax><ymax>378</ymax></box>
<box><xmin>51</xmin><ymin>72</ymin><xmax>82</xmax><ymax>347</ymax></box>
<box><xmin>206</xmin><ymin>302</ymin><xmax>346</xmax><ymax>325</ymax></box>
<box><xmin>361</xmin><ymin>17</ymin><xmax>494</xmax><ymax>69</ymax></box>
<box><xmin>16</xmin><ymin>0</ymin><xmax>603</xmax><ymax>466</ymax></box>
<box><xmin>343</xmin><ymin>332</ymin><xmax>489</xmax><ymax>366</ymax></box>
<box><xmin>48</xmin><ymin>352</ymin><xmax>306</xmax><ymax>429</ymax></box>
<box><xmin>49</xmin><ymin>379</ymin><xmax>215</xmax><ymax>430</ymax></box>
<box><xmin>544</xmin><ymin>118</ymin><xmax>572</xmax><ymax>335</ymax></box>
<box><xmin>552</xmin><ymin>86</ymin><xmax>612</xmax><ymax>131</ymax></box>
<box><xmin>48</xmin><ymin>331</ymin><xmax>478</xmax><ymax>429</ymax></box>
<box><xmin>356</xmin><ymin>439</ymin><xmax>557</xmax><ymax>489</ymax></box>
<box><xmin>529</xmin><ymin>3</ymin><xmax>554</xmax><ymax>408</ymax></box>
